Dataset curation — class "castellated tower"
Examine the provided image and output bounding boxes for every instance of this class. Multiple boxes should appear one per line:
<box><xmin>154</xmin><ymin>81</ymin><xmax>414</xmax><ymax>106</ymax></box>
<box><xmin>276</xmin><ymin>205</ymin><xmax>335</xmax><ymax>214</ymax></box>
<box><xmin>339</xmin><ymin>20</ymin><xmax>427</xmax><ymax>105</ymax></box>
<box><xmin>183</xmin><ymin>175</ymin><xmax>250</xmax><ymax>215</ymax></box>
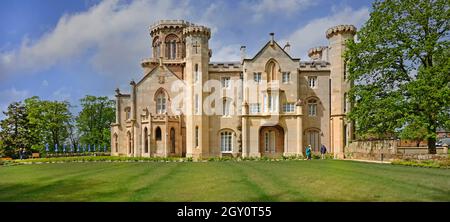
<box><xmin>326</xmin><ymin>25</ymin><xmax>356</xmax><ymax>159</ymax></box>
<box><xmin>183</xmin><ymin>25</ymin><xmax>211</xmax><ymax>159</ymax></box>
<box><xmin>144</xmin><ymin>20</ymin><xmax>190</xmax><ymax>77</ymax></box>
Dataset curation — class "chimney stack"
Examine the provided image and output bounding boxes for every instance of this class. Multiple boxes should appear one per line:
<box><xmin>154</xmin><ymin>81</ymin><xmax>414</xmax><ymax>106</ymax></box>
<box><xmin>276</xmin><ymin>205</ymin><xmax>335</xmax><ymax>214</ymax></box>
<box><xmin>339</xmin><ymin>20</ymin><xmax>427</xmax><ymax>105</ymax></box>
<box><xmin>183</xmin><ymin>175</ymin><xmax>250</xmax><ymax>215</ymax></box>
<box><xmin>270</xmin><ymin>33</ymin><xmax>274</xmax><ymax>45</ymax></box>
<box><xmin>240</xmin><ymin>46</ymin><xmax>246</xmax><ymax>62</ymax></box>
<box><xmin>283</xmin><ymin>42</ymin><xmax>291</xmax><ymax>52</ymax></box>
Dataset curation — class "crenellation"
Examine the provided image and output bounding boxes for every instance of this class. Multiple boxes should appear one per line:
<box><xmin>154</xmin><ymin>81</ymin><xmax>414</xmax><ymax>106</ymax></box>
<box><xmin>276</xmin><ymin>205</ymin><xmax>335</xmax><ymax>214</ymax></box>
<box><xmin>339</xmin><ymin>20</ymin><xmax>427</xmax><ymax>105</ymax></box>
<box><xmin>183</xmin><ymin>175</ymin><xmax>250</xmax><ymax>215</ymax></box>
<box><xmin>326</xmin><ymin>24</ymin><xmax>357</xmax><ymax>39</ymax></box>
<box><xmin>308</xmin><ymin>46</ymin><xmax>327</xmax><ymax>60</ymax></box>
<box><xmin>182</xmin><ymin>26</ymin><xmax>211</xmax><ymax>39</ymax></box>
<box><xmin>150</xmin><ymin>20</ymin><xmax>191</xmax><ymax>36</ymax></box>
<box><xmin>299</xmin><ymin>61</ymin><xmax>330</xmax><ymax>70</ymax></box>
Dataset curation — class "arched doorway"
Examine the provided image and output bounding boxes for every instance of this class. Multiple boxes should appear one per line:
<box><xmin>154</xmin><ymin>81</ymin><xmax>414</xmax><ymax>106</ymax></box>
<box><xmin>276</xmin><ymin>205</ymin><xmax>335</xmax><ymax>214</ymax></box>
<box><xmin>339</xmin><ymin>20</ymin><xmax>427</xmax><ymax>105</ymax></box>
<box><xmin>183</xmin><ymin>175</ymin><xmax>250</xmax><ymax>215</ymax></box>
<box><xmin>259</xmin><ymin>125</ymin><xmax>284</xmax><ymax>157</ymax></box>
<box><xmin>170</xmin><ymin>128</ymin><xmax>176</xmax><ymax>154</ymax></box>
<box><xmin>155</xmin><ymin>126</ymin><xmax>163</xmax><ymax>154</ymax></box>
<box><xmin>306</xmin><ymin>129</ymin><xmax>320</xmax><ymax>152</ymax></box>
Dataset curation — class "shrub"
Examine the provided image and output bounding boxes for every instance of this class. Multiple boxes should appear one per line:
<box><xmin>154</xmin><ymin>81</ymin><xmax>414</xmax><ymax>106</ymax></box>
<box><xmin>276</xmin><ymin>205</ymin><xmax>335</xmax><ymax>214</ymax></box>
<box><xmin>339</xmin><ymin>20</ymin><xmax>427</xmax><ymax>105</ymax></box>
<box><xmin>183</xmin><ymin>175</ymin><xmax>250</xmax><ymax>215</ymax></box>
<box><xmin>325</xmin><ymin>153</ymin><xmax>334</xmax><ymax>159</ymax></box>
<box><xmin>391</xmin><ymin>159</ymin><xmax>449</xmax><ymax>169</ymax></box>
<box><xmin>9</xmin><ymin>153</ymin><xmax>338</xmax><ymax>165</ymax></box>
<box><xmin>281</xmin><ymin>154</ymin><xmax>304</xmax><ymax>160</ymax></box>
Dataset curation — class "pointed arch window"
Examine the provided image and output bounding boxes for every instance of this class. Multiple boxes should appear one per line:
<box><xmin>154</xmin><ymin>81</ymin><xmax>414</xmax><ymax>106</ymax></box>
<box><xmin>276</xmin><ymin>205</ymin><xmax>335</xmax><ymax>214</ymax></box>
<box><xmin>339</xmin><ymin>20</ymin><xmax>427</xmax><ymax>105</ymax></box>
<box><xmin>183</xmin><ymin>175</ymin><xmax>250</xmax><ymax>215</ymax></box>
<box><xmin>170</xmin><ymin>40</ymin><xmax>176</xmax><ymax>59</ymax></box>
<box><xmin>156</xmin><ymin>92</ymin><xmax>166</xmax><ymax>114</ymax></box>
<box><xmin>144</xmin><ymin>127</ymin><xmax>149</xmax><ymax>153</ymax></box>
<box><xmin>114</xmin><ymin>133</ymin><xmax>118</xmax><ymax>152</ymax></box>
<box><xmin>153</xmin><ymin>37</ymin><xmax>161</xmax><ymax>59</ymax></box>
<box><xmin>165</xmin><ymin>34</ymin><xmax>179</xmax><ymax>60</ymax></box>
<box><xmin>127</xmin><ymin>131</ymin><xmax>132</xmax><ymax>154</ymax></box>
<box><xmin>266</xmin><ymin>60</ymin><xmax>279</xmax><ymax>82</ymax></box>
<box><xmin>170</xmin><ymin>128</ymin><xmax>176</xmax><ymax>153</ymax></box>
<box><xmin>155</xmin><ymin>127</ymin><xmax>162</xmax><ymax>141</ymax></box>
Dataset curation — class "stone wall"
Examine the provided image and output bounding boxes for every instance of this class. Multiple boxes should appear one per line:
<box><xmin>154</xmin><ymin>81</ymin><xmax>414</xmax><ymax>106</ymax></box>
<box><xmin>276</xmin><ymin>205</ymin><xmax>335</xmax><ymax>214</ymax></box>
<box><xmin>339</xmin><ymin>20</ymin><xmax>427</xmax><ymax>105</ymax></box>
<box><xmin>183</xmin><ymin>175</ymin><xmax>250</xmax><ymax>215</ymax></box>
<box><xmin>346</xmin><ymin>140</ymin><xmax>397</xmax><ymax>161</ymax></box>
<box><xmin>346</xmin><ymin>140</ymin><xmax>448</xmax><ymax>161</ymax></box>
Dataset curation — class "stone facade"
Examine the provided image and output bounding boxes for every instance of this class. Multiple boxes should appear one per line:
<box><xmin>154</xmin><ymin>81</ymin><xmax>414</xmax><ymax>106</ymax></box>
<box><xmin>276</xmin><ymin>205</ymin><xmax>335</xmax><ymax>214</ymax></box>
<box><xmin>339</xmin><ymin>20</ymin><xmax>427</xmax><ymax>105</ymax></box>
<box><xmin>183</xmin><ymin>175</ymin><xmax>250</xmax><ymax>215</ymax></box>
<box><xmin>111</xmin><ymin>20</ymin><xmax>356</xmax><ymax>159</ymax></box>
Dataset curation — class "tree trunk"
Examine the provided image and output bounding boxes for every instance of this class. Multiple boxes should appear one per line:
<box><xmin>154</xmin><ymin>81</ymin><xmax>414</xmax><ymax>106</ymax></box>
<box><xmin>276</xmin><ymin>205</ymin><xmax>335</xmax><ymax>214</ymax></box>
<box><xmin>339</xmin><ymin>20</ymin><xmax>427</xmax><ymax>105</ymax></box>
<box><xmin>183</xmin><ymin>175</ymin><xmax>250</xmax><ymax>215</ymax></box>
<box><xmin>427</xmin><ymin>137</ymin><xmax>436</xmax><ymax>154</ymax></box>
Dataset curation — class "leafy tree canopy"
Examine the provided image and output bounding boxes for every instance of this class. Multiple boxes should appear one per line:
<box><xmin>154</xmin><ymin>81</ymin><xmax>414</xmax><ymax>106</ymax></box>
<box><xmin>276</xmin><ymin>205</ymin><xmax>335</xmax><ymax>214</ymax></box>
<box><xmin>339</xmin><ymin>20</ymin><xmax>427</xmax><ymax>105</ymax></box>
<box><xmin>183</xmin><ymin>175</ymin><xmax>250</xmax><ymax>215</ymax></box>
<box><xmin>76</xmin><ymin>95</ymin><xmax>115</xmax><ymax>148</ymax></box>
<box><xmin>345</xmin><ymin>0</ymin><xmax>450</xmax><ymax>153</ymax></box>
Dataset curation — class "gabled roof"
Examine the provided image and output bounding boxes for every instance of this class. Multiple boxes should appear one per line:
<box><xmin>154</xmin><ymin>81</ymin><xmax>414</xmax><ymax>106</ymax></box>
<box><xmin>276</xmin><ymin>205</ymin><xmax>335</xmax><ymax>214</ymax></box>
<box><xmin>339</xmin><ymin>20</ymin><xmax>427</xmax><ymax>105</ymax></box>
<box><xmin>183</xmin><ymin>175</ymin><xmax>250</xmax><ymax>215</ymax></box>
<box><xmin>135</xmin><ymin>64</ymin><xmax>183</xmax><ymax>87</ymax></box>
<box><xmin>243</xmin><ymin>40</ymin><xmax>300</xmax><ymax>63</ymax></box>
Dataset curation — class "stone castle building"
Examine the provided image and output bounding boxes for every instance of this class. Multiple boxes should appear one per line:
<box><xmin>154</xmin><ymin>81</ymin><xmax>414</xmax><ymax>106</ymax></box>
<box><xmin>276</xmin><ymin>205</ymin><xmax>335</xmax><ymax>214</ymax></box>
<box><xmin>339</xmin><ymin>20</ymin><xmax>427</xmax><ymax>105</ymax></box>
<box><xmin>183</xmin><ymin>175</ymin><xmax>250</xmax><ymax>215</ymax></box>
<box><xmin>111</xmin><ymin>20</ymin><xmax>356</xmax><ymax>159</ymax></box>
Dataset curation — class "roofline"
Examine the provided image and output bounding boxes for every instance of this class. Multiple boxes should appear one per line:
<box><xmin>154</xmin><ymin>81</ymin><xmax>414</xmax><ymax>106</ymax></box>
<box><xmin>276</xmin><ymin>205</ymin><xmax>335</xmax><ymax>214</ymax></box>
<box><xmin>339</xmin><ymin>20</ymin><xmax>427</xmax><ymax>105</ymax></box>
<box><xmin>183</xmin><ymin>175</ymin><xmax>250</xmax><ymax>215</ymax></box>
<box><xmin>243</xmin><ymin>40</ymin><xmax>301</xmax><ymax>62</ymax></box>
<box><xmin>135</xmin><ymin>64</ymin><xmax>183</xmax><ymax>87</ymax></box>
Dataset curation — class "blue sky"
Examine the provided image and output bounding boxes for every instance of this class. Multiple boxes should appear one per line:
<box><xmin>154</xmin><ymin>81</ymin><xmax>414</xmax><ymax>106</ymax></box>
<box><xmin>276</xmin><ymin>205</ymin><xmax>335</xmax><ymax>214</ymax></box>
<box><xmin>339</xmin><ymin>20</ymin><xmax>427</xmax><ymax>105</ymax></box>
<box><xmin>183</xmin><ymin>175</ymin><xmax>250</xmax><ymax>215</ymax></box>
<box><xmin>0</xmin><ymin>0</ymin><xmax>373</xmax><ymax>119</ymax></box>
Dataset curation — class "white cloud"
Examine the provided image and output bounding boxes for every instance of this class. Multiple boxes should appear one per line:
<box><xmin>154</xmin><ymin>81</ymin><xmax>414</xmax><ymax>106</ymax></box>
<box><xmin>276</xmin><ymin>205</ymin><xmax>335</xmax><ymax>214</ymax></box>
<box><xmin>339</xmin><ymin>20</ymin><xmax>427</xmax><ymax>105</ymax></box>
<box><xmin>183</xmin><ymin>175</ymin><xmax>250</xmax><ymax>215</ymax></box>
<box><xmin>41</xmin><ymin>80</ymin><xmax>49</xmax><ymax>87</ymax></box>
<box><xmin>196</xmin><ymin>2</ymin><xmax>223</xmax><ymax>34</ymax></box>
<box><xmin>249</xmin><ymin>0</ymin><xmax>317</xmax><ymax>22</ymax></box>
<box><xmin>211</xmin><ymin>44</ymin><xmax>241</xmax><ymax>62</ymax></box>
<box><xmin>253</xmin><ymin>0</ymin><xmax>315</xmax><ymax>13</ymax></box>
<box><xmin>284</xmin><ymin>6</ymin><xmax>370</xmax><ymax>60</ymax></box>
<box><xmin>0</xmin><ymin>0</ymin><xmax>189</xmax><ymax>81</ymax></box>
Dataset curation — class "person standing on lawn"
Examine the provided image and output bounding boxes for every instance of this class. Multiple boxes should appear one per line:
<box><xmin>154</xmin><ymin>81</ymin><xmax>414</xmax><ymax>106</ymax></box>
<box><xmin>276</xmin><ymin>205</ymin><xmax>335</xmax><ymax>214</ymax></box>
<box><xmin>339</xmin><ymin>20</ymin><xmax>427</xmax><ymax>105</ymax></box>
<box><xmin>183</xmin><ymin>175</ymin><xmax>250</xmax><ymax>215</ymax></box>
<box><xmin>320</xmin><ymin>144</ymin><xmax>327</xmax><ymax>159</ymax></box>
<box><xmin>306</xmin><ymin>145</ymin><xmax>312</xmax><ymax>160</ymax></box>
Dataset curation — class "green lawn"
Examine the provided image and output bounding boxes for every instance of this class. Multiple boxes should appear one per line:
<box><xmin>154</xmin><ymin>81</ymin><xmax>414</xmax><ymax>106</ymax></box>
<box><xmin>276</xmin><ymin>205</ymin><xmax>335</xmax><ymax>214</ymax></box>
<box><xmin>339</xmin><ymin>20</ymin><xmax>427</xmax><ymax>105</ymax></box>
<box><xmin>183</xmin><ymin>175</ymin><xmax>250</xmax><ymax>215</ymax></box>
<box><xmin>0</xmin><ymin>160</ymin><xmax>449</xmax><ymax>201</ymax></box>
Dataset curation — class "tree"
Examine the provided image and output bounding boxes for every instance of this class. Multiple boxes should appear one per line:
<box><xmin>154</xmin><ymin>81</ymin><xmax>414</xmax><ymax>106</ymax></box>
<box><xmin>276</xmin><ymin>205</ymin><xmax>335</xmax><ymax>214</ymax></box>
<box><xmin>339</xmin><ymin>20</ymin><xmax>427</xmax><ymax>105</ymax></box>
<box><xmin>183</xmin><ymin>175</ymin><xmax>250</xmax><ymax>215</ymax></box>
<box><xmin>76</xmin><ymin>95</ymin><xmax>115</xmax><ymax>149</ymax></box>
<box><xmin>25</xmin><ymin>97</ymin><xmax>73</xmax><ymax>150</ymax></box>
<box><xmin>345</xmin><ymin>0</ymin><xmax>450</xmax><ymax>153</ymax></box>
<box><xmin>0</xmin><ymin>139</ymin><xmax>3</xmax><ymax>157</ymax></box>
<box><xmin>67</xmin><ymin>115</ymin><xmax>80</xmax><ymax>148</ymax></box>
<box><xmin>0</xmin><ymin>102</ymin><xmax>33</xmax><ymax>157</ymax></box>
<box><xmin>400</xmin><ymin>120</ymin><xmax>429</xmax><ymax>147</ymax></box>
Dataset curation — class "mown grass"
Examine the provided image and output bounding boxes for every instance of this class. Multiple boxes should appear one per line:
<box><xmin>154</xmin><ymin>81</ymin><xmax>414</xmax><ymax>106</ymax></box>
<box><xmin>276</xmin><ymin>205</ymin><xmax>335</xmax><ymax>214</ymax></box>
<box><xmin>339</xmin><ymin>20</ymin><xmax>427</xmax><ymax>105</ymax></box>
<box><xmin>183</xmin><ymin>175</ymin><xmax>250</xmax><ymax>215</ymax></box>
<box><xmin>0</xmin><ymin>160</ymin><xmax>448</xmax><ymax>201</ymax></box>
